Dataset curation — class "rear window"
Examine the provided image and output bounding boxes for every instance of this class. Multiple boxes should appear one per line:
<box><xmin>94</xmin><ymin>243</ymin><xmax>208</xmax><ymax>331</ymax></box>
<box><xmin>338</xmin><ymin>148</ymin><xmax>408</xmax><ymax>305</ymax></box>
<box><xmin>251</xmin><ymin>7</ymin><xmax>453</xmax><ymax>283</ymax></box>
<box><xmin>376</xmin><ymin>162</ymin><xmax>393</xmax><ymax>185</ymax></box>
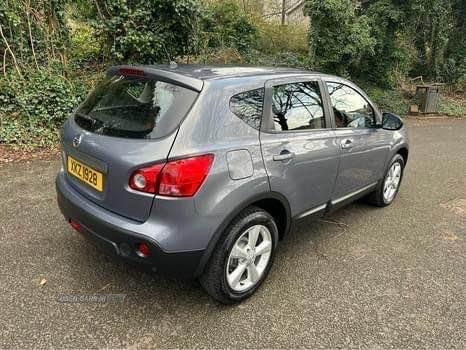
<box><xmin>75</xmin><ymin>75</ymin><xmax>198</xmax><ymax>139</ymax></box>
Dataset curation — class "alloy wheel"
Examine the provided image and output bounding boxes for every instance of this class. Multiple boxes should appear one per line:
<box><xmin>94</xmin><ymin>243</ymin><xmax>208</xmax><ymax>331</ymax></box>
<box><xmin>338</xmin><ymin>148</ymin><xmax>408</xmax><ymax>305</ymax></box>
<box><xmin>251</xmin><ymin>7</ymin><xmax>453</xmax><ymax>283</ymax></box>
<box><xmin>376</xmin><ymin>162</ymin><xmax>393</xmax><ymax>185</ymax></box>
<box><xmin>226</xmin><ymin>224</ymin><xmax>272</xmax><ymax>292</ymax></box>
<box><xmin>383</xmin><ymin>162</ymin><xmax>402</xmax><ymax>203</ymax></box>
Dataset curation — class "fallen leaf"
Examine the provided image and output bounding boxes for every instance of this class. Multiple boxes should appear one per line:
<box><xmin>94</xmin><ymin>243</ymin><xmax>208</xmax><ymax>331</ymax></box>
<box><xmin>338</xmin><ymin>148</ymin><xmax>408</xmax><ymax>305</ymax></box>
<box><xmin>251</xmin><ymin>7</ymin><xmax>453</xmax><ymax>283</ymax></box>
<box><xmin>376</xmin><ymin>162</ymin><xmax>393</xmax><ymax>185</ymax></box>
<box><xmin>440</xmin><ymin>199</ymin><xmax>466</xmax><ymax>218</ymax></box>
<box><xmin>441</xmin><ymin>231</ymin><xmax>459</xmax><ymax>241</ymax></box>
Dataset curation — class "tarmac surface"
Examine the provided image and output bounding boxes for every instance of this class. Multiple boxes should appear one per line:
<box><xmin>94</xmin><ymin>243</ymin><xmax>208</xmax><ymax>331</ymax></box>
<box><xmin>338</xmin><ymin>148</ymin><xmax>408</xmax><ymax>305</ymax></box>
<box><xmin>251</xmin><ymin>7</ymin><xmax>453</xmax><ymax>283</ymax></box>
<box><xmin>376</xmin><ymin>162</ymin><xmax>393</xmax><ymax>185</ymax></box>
<box><xmin>0</xmin><ymin>118</ymin><xmax>465</xmax><ymax>348</ymax></box>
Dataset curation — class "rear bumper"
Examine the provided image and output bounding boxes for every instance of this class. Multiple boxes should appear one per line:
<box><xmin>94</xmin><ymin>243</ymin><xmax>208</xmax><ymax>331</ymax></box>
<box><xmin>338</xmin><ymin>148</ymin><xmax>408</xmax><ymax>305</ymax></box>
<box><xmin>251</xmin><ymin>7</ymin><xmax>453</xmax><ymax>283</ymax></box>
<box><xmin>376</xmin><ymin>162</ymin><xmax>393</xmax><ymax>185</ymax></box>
<box><xmin>56</xmin><ymin>170</ymin><xmax>204</xmax><ymax>279</ymax></box>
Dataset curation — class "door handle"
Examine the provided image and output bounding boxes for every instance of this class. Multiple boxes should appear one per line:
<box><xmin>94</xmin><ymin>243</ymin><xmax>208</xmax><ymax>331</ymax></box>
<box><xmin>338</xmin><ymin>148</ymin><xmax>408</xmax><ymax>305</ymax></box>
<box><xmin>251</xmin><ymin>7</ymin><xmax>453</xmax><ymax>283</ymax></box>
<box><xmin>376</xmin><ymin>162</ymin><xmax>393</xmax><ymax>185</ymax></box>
<box><xmin>273</xmin><ymin>151</ymin><xmax>295</xmax><ymax>161</ymax></box>
<box><xmin>340</xmin><ymin>138</ymin><xmax>354</xmax><ymax>149</ymax></box>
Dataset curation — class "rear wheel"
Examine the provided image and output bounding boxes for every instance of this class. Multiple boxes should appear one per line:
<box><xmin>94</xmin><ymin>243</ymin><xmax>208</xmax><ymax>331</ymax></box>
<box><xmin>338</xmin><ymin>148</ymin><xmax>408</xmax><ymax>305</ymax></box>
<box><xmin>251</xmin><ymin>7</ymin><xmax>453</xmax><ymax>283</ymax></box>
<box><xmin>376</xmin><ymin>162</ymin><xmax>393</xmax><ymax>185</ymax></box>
<box><xmin>200</xmin><ymin>206</ymin><xmax>278</xmax><ymax>304</ymax></box>
<box><xmin>367</xmin><ymin>154</ymin><xmax>405</xmax><ymax>207</ymax></box>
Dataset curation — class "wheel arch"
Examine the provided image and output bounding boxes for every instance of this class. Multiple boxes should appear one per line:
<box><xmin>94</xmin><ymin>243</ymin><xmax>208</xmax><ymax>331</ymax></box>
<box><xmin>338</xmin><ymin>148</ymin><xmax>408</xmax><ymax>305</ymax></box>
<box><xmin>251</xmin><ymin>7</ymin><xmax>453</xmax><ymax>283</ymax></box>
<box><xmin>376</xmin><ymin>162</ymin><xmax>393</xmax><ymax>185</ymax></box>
<box><xmin>397</xmin><ymin>146</ymin><xmax>409</xmax><ymax>166</ymax></box>
<box><xmin>194</xmin><ymin>191</ymin><xmax>291</xmax><ymax>277</ymax></box>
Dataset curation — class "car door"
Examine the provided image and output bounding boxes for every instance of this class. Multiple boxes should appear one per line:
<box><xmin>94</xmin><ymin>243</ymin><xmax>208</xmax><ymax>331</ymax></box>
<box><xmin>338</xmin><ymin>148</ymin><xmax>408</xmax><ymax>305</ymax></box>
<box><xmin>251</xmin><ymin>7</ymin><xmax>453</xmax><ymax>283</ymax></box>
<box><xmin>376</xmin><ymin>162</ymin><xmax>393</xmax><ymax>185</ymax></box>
<box><xmin>259</xmin><ymin>76</ymin><xmax>340</xmax><ymax>218</ymax></box>
<box><xmin>323</xmin><ymin>80</ymin><xmax>391</xmax><ymax>202</ymax></box>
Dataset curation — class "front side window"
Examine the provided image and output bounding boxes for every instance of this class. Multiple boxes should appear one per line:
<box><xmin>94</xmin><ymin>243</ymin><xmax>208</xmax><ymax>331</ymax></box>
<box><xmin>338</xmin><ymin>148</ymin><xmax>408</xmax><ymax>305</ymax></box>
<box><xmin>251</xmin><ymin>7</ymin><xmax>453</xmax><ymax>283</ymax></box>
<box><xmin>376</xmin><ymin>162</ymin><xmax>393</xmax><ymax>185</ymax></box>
<box><xmin>230</xmin><ymin>88</ymin><xmax>264</xmax><ymax>130</ymax></box>
<box><xmin>271</xmin><ymin>81</ymin><xmax>326</xmax><ymax>131</ymax></box>
<box><xmin>75</xmin><ymin>75</ymin><xmax>198</xmax><ymax>139</ymax></box>
<box><xmin>326</xmin><ymin>82</ymin><xmax>375</xmax><ymax>128</ymax></box>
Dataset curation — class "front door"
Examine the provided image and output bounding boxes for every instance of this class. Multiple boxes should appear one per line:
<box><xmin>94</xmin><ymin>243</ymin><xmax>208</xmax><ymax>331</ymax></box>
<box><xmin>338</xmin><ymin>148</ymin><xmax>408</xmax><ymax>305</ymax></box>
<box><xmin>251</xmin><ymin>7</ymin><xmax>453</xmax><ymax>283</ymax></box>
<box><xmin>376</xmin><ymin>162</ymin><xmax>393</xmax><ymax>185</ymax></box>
<box><xmin>259</xmin><ymin>77</ymin><xmax>340</xmax><ymax>217</ymax></box>
<box><xmin>324</xmin><ymin>81</ymin><xmax>391</xmax><ymax>201</ymax></box>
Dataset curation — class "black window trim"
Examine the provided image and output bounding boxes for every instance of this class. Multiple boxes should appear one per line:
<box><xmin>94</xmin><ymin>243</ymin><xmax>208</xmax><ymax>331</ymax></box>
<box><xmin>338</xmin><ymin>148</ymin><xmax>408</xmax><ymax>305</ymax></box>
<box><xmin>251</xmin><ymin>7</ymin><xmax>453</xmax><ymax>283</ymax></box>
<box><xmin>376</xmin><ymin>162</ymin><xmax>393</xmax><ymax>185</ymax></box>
<box><xmin>261</xmin><ymin>76</ymin><xmax>333</xmax><ymax>134</ymax></box>
<box><xmin>322</xmin><ymin>78</ymin><xmax>382</xmax><ymax>130</ymax></box>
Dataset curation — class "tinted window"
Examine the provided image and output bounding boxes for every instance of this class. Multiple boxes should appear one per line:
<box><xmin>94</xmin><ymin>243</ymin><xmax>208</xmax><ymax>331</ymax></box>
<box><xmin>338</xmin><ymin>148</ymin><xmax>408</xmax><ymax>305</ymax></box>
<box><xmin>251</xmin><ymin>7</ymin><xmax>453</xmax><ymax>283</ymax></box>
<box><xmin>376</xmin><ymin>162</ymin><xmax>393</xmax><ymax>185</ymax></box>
<box><xmin>75</xmin><ymin>75</ymin><xmax>198</xmax><ymax>139</ymax></box>
<box><xmin>271</xmin><ymin>81</ymin><xmax>325</xmax><ymax>131</ymax></box>
<box><xmin>230</xmin><ymin>88</ymin><xmax>264</xmax><ymax>130</ymax></box>
<box><xmin>326</xmin><ymin>82</ymin><xmax>375</xmax><ymax>128</ymax></box>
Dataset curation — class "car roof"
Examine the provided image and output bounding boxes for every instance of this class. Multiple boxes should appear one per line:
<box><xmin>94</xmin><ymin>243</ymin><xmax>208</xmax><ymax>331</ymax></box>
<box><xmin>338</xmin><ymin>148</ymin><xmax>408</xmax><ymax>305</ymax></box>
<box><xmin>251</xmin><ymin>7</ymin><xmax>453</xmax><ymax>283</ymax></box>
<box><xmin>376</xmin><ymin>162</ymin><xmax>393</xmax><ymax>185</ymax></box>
<box><xmin>144</xmin><ymin>64</ymin><xmax>315</xmax><ymax>80</ymax></box>
<box><xmin>107</xmin><ymin>64</ymin><xmax>342</xmax><ymax>92</ymax></box>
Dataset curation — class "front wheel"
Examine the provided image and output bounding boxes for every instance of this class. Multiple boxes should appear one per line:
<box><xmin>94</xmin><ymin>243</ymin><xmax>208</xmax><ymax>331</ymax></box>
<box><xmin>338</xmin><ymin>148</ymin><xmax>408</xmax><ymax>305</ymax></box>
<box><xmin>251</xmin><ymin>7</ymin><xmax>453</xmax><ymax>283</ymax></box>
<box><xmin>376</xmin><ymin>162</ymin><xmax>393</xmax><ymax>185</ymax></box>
<box><xmin>199</xmin><ymin>206</ymin><xmax>278</xmax><ymax>304</ymax></box>
<box><xmin>367</xmin><ymin>154</ymin><xmax>405</xmax><ymax>207</ymax></box>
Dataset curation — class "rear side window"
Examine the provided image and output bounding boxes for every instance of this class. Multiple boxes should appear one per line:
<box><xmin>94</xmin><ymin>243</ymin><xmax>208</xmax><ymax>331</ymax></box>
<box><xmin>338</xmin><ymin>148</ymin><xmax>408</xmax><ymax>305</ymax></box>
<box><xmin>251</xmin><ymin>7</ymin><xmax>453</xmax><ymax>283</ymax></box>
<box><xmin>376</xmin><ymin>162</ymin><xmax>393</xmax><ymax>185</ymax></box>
<box><xmin>229</xmin><ymin>88</ymin><xmax>264</xmax><ymax>130</ymax></box>
<box><xmin>75</xmin><ymin>75</ymin><xmax>198</xmax><ymax>139</ymax></box>
<box><xmin>271</xmin><ymin>81</ymin><xmax>326</xmax><ymax>131</ymax></box>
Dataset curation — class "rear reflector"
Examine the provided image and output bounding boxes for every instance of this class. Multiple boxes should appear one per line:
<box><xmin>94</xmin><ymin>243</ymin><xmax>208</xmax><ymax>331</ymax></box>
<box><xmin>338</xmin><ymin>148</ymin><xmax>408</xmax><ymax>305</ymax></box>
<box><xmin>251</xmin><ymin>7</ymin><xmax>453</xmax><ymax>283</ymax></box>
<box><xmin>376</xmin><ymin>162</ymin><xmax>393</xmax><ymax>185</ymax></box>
<box><xmin>136</xmin><ymin>243</ymin><xmax>151</xmax><ymax>258</ymax></box>
<box><xmin>69</xmin><ymin>219</ymin><xmax>81</xmax><ymax>232</ymax></box>
<box><xmin>129</xmin><ymin>154</ymin><xmax>214</xmax><ymax>197</ymax></box>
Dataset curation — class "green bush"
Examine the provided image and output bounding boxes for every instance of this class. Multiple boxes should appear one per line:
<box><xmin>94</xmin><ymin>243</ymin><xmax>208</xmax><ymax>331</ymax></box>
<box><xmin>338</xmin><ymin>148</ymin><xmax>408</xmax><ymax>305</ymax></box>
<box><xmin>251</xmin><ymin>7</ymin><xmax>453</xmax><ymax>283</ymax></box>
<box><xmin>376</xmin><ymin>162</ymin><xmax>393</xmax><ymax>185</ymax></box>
<box><xmin>198</xmin><ymin>0</ymin><xmax>257</xmax><ymax>54</ymax></box>
<box><xmin>361</xmin><ymin>84</ymin><xmax>411</xmax><ymax>115</ymax></box>
<box><xmin>304</xmin><ymin>0</ymin><xmax>375</xmax><ymax>76</ymax></box>
<box><xmin>254</xmin><ymin>21</ymin><xmax>308</xmax><ymax>56</ymax></box>
<box><xmin>0</xmin><ymin>67</ymin><xmax>87</xmax><ymax>146</ymax></box>
<box><xmin>92</xmin><ymin>0</ymin><xmax>201</xmax><ymax>63</ymax></box>
<box><xmin>69</xmin><ymin>21</ymin><xmax>102</xmax><ymax>67</ymax></box>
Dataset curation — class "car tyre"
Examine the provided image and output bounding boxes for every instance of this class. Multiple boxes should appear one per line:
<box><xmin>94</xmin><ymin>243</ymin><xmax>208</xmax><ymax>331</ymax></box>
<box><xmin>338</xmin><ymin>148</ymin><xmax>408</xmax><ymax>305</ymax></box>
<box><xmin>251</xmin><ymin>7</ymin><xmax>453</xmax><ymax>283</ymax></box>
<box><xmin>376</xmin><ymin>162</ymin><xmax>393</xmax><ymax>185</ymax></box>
<box><xmin>199</xmin><ymin>206</ymin><xmax>278</xmax><ymax>304</ymax></box>
<box><xmin>367</xmin><ymin>154</ymin><xmax>405</xmax><ymax>207</ymax></box>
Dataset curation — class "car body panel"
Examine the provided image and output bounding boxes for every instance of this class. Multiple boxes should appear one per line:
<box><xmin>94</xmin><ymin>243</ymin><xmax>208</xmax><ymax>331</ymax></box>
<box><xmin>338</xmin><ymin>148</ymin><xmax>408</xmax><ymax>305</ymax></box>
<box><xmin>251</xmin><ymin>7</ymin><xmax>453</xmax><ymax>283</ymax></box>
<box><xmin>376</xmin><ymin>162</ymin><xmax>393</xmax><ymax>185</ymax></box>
<box><xmin>259</xmin><ymin>76</ymin><xmax>340</xmax><ymax>217</ymax></box>
<box><xmin>56</xmin><ymin>64</ymin><xmax>409</xmax><ymax>279</ymax></box>
<box><xmin>61</xmin><ymin>117</ymin><xmax>178</xmax><ymax>222</ymax></box>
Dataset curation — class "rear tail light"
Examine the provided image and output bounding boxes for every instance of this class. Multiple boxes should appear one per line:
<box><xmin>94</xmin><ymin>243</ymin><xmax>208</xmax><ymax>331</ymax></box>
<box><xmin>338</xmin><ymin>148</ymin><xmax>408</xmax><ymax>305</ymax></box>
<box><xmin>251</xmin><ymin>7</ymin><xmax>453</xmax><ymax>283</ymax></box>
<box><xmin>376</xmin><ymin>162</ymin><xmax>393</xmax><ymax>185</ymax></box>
<box><xmin>129</xmin><ymin>163</ymin><xmax>164</xmax><ymax>193</ymax></box>
<box><xmin>158</xmin><ymin>154</ymin><xmax>214</xmax><ymax>197</ymax></box>
<box><xmin>129</xmin><ymin>154</ymin><xmax>214</xmax><ymax>197</ymax></box>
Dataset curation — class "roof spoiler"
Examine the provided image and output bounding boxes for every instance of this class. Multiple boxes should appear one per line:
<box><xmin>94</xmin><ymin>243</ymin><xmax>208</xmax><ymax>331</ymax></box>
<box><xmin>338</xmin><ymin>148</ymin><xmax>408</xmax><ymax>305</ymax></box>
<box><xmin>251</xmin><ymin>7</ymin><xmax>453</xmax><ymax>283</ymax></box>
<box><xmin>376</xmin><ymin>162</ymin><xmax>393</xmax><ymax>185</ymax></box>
<box><xmin>107</xmin><ymin>65</ymin><xmax>204</xmax><ymax>92</ymax></box>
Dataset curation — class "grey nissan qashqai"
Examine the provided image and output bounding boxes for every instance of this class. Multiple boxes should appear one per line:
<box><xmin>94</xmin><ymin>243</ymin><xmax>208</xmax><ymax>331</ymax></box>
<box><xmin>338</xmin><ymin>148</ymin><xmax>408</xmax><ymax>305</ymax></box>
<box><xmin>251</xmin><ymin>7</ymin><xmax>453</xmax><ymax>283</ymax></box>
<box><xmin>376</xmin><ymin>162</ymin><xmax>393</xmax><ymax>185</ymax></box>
<box><xmin>56</xmin><ymin>65</ymin><xmax>409</xmax><ymax>303</ymax></box>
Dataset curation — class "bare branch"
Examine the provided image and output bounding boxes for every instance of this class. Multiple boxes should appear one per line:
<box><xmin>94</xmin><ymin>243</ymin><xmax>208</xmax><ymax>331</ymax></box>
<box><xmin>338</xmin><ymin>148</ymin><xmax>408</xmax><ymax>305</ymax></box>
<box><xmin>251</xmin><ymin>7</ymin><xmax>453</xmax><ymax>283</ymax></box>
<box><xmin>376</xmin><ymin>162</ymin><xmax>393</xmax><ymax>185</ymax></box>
<box><xmin>0</xmin><ymin>23</ymin><xmax>23</xmax><ymax>78</ymax></box>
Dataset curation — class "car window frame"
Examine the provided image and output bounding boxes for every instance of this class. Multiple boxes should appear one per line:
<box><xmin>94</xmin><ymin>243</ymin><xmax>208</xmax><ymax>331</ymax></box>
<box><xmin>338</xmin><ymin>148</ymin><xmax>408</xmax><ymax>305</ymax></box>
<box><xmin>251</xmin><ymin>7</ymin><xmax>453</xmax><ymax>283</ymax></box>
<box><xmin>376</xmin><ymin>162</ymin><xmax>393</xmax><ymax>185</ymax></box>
<box><xmin>261</xmin><ymin>76</ymin><xmax>333</xmax><ymax>134</ymax></box>
<box><xmin>322</xmin><ymin>78</ymin><xmax>382</xmax><ymax>130</ymax></box>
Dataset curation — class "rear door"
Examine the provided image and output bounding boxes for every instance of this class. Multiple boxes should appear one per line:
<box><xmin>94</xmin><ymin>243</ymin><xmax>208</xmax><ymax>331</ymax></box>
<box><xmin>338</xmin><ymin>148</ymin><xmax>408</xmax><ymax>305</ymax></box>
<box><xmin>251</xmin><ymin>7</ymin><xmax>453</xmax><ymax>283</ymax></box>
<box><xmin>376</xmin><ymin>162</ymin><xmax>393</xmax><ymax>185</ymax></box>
<box><xmin>61</xmin><ymin>71</ymin><xmax>199</xmax><ymax>222</ymax></box>
<box><xmin>323</xmin><ymin>80</ymin><xmax>391</xmax><ymax>202</ymax></box>
<box><xmin>259</xmin><ymin>76</ymin><xmax>340</xmax><ymax>218</ymax></box>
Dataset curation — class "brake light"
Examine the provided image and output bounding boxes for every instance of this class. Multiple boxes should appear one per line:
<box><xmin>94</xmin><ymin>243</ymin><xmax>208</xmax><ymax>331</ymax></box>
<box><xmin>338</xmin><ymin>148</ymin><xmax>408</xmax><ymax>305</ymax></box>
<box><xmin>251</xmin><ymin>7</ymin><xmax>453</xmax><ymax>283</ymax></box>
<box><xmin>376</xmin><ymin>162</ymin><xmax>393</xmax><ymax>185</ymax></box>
<box><xmin>129</xmin><ymin>163</ymin><xmax>164</xmax><ymax>193</ymax></box>
<box><xmin>159</xmin><ymin>154</ymin><xmax>214</xmax><ymax>197</ymax></box>
<box><xmin>129</xmin><ymin>154</ymin><xmax>214</xmax><ymax>197</ymax></box>
<box><xmin>118</xmin><ymin>68</ymin><xmax>145</xmax><ymax>77</ymax></box>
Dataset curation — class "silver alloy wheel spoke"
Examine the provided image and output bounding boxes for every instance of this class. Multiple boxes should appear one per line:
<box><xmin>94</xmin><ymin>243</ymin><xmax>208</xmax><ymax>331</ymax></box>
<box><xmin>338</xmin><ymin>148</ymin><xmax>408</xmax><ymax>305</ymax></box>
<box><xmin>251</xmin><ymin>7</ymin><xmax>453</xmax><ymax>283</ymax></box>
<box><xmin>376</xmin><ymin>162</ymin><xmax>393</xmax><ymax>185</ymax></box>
<box><xmin>226</xmin><ymin>224</ymin><xmax>272</xmax><ymax>292</ymax></box>
<box><xmin>227</xmin><ymin>262</ymin><xmax>248</xmax><ymax>288</ymax></box>
<box><xmin>247</xmin><ymin>264</ymin><xmax>260</xmax><ymax>283</ymax></box>
<box><xmin>230</xmin><ymin>245</ymin><xmax>248</xmax><ymax>260</ymax></box>
<box><xmin>248</xmin><ymin>226</ymin><xmax>260</xmax><ymax>248</ymax></box>
<box><xmin>255</xmin><ymin>240</ymin><xmax>272</xmax><ymax>256</ymax></box>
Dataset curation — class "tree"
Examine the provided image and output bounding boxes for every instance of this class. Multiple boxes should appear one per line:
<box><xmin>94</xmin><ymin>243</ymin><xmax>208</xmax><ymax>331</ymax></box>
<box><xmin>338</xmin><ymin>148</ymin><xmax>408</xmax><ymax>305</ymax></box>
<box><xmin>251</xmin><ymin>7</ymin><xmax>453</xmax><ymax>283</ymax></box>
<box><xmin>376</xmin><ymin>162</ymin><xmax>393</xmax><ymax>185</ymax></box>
<box><xmin>304</xmin><ymin>0</ymin><xmax>375</xmax><ymax>76</ymax></box>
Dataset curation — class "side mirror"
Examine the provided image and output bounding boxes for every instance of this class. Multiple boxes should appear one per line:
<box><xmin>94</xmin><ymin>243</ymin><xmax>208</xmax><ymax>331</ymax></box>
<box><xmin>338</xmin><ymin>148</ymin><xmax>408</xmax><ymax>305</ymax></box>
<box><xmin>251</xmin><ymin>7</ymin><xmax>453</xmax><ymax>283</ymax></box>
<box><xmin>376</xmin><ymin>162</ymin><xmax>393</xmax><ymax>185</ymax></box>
<box><xmin>382</xmin><ymin>112</ymin><xmax>403</xmax><ymax>131</ymax></box>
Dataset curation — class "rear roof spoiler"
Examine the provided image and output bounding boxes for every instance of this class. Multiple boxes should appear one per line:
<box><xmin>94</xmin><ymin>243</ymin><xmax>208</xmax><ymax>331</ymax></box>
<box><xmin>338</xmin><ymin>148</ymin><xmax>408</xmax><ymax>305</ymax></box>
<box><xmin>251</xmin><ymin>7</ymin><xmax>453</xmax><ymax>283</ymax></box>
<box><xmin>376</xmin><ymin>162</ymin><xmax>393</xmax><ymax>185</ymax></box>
<box><xmin>107</xmin><ymin>65</ymin><xmax>204</xmax><ymax>92</ymax></box>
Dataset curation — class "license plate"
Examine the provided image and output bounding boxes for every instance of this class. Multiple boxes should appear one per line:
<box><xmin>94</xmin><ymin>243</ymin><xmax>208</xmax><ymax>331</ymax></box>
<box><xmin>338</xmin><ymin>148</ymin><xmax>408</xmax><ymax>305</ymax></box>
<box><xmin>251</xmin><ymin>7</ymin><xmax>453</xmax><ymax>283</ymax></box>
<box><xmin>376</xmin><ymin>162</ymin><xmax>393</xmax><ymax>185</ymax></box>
<box><xmin>67</xmin><ymin>156</ymin><xmax>104</xmax><ymax>192</ymax></box>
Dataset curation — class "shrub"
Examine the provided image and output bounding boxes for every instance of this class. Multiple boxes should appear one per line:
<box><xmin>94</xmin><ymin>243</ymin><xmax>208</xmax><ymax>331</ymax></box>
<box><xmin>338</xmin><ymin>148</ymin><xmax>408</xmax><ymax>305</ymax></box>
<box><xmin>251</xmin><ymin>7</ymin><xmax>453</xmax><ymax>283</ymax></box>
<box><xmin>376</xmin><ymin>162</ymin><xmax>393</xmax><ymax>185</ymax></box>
<box><xmin>91</xmin><ymin>0</ymin><xmax>201</xmax><ymax>64</ymax></box>
<box><xmin>198</xmin><ymin>0</ymin><xmax>257</xmax><ymax>54</ymax></box>
<box><xmin>0</xmin><ymin>67</ymin><xmax>87</xmax><ymax>146</ymax></box>
<box><xmin>254</xmin><ymin>21</ymin><xmax>308</xmax><ymax>56</ymax></box>
<box><xmin>69</xmin><ymin>20</ymin><xmax>103</xmax><ymax>67</ymax></box>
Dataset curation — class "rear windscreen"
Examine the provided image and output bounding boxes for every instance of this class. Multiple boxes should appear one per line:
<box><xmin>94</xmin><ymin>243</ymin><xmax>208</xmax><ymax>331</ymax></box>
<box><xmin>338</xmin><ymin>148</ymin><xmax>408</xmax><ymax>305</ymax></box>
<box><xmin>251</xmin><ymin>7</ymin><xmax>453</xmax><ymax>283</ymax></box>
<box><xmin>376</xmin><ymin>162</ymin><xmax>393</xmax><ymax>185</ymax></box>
<box><xmin>74</xmin><ymin>75</ymin><xmax>198</xmax><ymax>139</ymax></box>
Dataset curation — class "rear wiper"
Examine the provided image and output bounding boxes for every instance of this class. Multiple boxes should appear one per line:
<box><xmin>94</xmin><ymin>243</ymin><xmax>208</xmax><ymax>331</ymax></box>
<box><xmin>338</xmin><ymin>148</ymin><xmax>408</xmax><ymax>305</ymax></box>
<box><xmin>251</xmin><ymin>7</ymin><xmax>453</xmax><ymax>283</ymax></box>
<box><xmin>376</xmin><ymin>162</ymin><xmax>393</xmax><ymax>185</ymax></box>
<box><xmin>74</xmin><ymin>112</ymin><xmax>104</xmax><ymax>130</ymax></box>
<box><xmin>75</xmin><ymin>111</ymin><xmax>94</xmax><ymax>122</ymax></box>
